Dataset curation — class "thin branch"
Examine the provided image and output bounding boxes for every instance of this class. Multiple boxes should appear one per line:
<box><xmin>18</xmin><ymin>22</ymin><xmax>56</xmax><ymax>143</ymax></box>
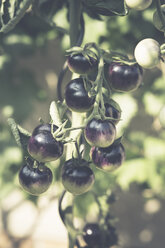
<box><xmin>0</xmin><ymin>0</ymin><xmax>33</xmax><ymax>33</ymax></box>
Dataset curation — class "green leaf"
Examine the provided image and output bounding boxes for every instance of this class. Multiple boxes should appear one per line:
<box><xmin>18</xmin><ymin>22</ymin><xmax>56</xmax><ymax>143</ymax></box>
<box><xmin>144</xmin><ymin>137</ymin><xmax>165</xmax><ymax>161</ymax></box>
<box><xmin>37</xmin><ymin>0</ymin><xmax>65</xmax><ymax>20</ymax></box>
<box><xmin>115</xmin><ymin>158</ymin><xmax>155</xmax><ymax>190</ymax></box>
<box><xmin>1</xmin><ymin>0</ymin><xmax>11</xmax><ymax>25</ymax></box>
<box><xmin>66</xmin><ymin>46</ymin><xmax>84</xmax><ymax>54</ymax></box>
<box><xmin>143</xmin><ymin>92</ymin><xmax>163</xmax><ymax>116</ymax></box>
<box><xmin>7</xmin><ymin>118</ymin><xmax>31</xmax><ymax>155</ymax></box>
<box><xmin>83</xmin><ymin>0</ymin><xmax>128</xmax><ymax>16</ymax></box>
<box><xmin>0</xmin><ymin>0</ymin><xmax>33</xmax><ymax>33</ymax></box>
<box><xmin>84</xmin><ymin>7</ymin><xmax>102</xmax><ymax>20</ymax></box>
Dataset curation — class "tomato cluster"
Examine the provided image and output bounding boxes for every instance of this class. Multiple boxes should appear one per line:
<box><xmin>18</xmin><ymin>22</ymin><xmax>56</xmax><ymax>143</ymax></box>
<box><xmin>61</xmin><ymin>47</ymin><xmax>145</xmax><ymax>195</ymax></box>
<box><xmin>18</xmin><ymin>23</ymin><xmax>165</xmax><ymax>196</ymax></box>
<box><xmin>18</xmin><ymin>44</ymin><xmax>148</xmax><ymax>196</ymax></box>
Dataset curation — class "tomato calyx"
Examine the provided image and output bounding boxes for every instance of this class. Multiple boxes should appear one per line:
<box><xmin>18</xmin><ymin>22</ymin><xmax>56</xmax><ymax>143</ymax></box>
<box><xmin>103</xmin><ymin>50</ymin><xmax>137</xmax><ymax>66</ymax></box>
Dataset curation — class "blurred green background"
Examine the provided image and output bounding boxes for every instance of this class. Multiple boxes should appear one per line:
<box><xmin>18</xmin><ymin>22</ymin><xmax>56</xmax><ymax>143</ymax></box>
<box><xmin>0</xmin><ymin>1</ymin><xmax>165</xmax><ymax>248</ymax></box>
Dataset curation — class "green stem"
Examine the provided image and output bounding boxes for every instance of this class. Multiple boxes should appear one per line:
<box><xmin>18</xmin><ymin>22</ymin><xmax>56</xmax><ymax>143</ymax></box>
<box><xmin>58</xmin><ymin>190</ymin><xmax>67</xmax><ymax>225</ymax></box>
<box><xmin>58</xmin><ymin>190</ymin><xmax>80</xmax><ymax>248</ymax></box>
<box><xmin>69</xmin><ymin>0</ymin><xmax>82</xmax><ymax>46</ymax></box>
<box><xmin>86</xmin><ymin>56</ymin><xmax>106</xmax><ymax>121</ymax></box>
<box><xmin>155</xmin><ymin>0</ymin><xmax>165</xmax><ymax>33</ymax></box>
<box><xmin>53</xmin><ymin>124</ymin><xmax>86</xmax><ymax>141</ymax></box>
<box><xmin>66</xmin><ymin>112</ymin><xmax>85</xmax><ymax>159</ymax></box>
<box><xmin>68</xmin><ymin>234</ymin><xmax>76</xmax><ymax>248</ymax></box>
<box><xmin>74</xmin><ymin>140</ymin><xmax>82</xmax><ymax>160</ymax></box>
<box><xmin>63</xmin><ymin>125</ymin><xmax>85</xmax><ymax>132</ymax></box>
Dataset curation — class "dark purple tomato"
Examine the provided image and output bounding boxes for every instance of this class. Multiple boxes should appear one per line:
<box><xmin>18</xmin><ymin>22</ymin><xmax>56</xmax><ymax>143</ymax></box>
<box><xmin>61</xmin><ymin>158</ymin><xmax>95</xmax><ymax>195</ymax></box>
<box><xmin>90</xmin><ymin>142</ymin><xmax>125</xmax><ymax>172</ymax></box>
<box><xmin>84</xmin><ymin>118</ymin><xmax>116</xmax><ymax>148</ymax></box>
<box><xmin>108</xmin><ymin>62</ymin><xmax>143</xmax><ymax>92</ymax></box>
<box><xmin>83</xmin><ymin>223</ymin><xmax>101</xmax><ymax>247</ymax></box>
<box><xmin>65</xmin><ymin>78</ymin><xmax>95</xmax><ymax>113</ymax></box>
<box><xmin>67</xmin><ymin>53</ymin><xmax>98</xmax><ymax>75</ymax></box>
<box><xmin>28</xmin><ymin>123</ymin><xmax>64</xmax><ymax>163</ymax></box>
<box><xmin>19</xmin><ymin>163</ymin><xmax>53</xmax><ymax>195</ymax></box>
<box><xmin>104</xmin><ymin>102</ymin><xmax>121</xmax><ymax>125</ymax></box>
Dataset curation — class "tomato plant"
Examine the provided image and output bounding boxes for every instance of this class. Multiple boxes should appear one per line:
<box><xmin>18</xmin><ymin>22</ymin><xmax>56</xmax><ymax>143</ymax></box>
<box><xmin>1</xmin><ymin>0</ymin><xmax>165</xmax><ymax>247</ymax></box>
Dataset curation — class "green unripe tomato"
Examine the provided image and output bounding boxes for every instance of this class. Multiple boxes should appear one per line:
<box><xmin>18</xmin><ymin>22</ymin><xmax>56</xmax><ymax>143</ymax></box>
<box><xmin>125</xmin><ymin>0</ymin><xmax>152</xmax><ymax>10</ymax></box>
<box><xmin>134</xmin><ymin>38</ymin><xmax>160</xmax><ymax>69</ymax></box>
<box><xmin>153</xmin><ymin>4</ymin><xmax>165</xmax><ymax>32</ymax></box>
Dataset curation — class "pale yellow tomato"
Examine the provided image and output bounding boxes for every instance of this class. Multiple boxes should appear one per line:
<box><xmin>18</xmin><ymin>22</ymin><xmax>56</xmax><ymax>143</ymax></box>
<box><xmin>134</xmin><ymin>38</ymin><xmax>160</xmax><ymax>69</ymax></box>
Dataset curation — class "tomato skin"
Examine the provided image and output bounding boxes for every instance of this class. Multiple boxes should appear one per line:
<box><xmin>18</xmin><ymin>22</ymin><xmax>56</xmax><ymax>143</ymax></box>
<box><xmin>84</xmin><ymin>118</ymin><xmax>116</xmax><ymax>148</ymax></box>
<box><xmin>65</xmin><ymin>78</ymin><xmax>95</xmax><ymax>113</ymax></box>
<box><xmin>107</xmin><ymin>62</ymin><xmax>143</xmax><ymax>92</ymax></box>
<box><xmin>90</xmin><ymin>142</ymin><xmax>125</xmax><ymax>172</ymax></box>
<box><xmin>134</xmin><ymin>38</ymin><xmax>160</xmax><ymax>69</ymax></box>
<box><xmin>19</xmin><ymin>163</ymin><xmax>53</xmax><ymax>195</ymax></box>
<box><xmin>104</xmin><ymin>102</ymin><xmax>121</xmax><ymax>125</ymax></box>
<box><xmin>28</xmin><ymin>124</ymin><xmax>64</xmax><ymax>163</ymax></box>
<box><xmin>61</xmin><ymin>159</ymin><xmax>95</xmax><ymax>195</ymax></box>
<box><xmin>125</xmin><ymin>0</ymin><xmax>152</xmax><ymax>10</ymax></box>
<box><xmin>67</xmin><ymin>53</ymin><xmax>98</xmax><ymax>75</ymax></box>
<box><xmin>83</xmin><ymin>223</ymin><xmax>101</xmax><ymax>247</ymax></box>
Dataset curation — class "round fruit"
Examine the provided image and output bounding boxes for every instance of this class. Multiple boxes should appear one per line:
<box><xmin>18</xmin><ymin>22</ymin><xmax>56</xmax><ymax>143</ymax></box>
<box><xmin>65</xmin><ymin>78</ymin><xmax>95</xmax><ymax>113</ymax></box>
<box><xmin>90</xmin><ymin>142</ymin><xmax>125</xmax><ymax>172</ymax></box>
<box><xmin>28</xmin><ymin>123</ymin><xmax>64</xmax><ymax>162</ymax></box>
<box><xmin>84</xmin><ymin>118</ymin><xmax>116</xmax><ymax>148</ymax></box>
<box><xmin>83</xmin><ymin>223</ymin><xmax>101</xmax><ymax>247</ymax></box>
<box><xmin>153</xmin><ymin>4</ymin><xmax>165</xmax><ymax>32</ymax></box>
<box><xmin>67</xmin><ymin>53</ymin><xmax>97</xmax><ymax>75</ymax></box>
<box><xmin>125</xmin><ymin>0</ymin><xmax>152</xmax><ymax>10</ymax></box>
<box><xmin>19</xmin><ymin>163</ymin><xmax>53</xmax><ymax>195</ymax></box>
<box><xmin>107</xmin><ymin>62</ymin><xmax>143</xmax><ymax>92</ymax></box>
<box><xmin>61</xmin><ymin>158</ymin><xmax>95</xmax><ymax>195</ymax></box>
<box><xmin>134</xmin><ymin>38</ymin><xmax>160</xmax><ymax>69</ymax></box>
<box><xmin>104</xmin><ymin>102</ymin><xmax>121</xmax><ymax>125</ymax></box>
